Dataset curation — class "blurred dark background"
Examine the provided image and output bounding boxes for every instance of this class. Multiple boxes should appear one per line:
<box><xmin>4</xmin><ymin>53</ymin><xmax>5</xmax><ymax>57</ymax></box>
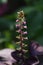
<box><xmin>0</xmin><ymin>0</ymin><xmax>43</xmax><ymax>49</ymax></box>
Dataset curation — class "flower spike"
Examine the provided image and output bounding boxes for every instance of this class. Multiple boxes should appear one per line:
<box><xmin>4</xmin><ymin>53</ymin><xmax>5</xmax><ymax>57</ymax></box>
<box><xmin>16</xmin><ymin>10</ymin><xmax>28</xmax><ymax>58</ymax></box>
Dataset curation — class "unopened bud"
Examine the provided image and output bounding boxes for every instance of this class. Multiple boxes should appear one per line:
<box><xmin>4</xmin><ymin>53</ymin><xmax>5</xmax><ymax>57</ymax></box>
<box><xmin>16</xmin><ymin>36</ymin><xmax>20</xmax><ymax>39</ymax></box>
<box><xmin>16</xmin><ymin>41</ymin><xmax>21</xmax><ymax>44</ymax></box>
<box><xmin>24</xmin><ymin>37</ymin><xmax>28</xmax><ymax>40</ymax></box>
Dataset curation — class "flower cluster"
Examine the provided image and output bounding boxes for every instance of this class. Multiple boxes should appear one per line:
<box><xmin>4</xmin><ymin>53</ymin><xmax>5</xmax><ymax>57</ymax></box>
<box><xmin>15</xmin><ymin>11</ymin><xmax>28</xmax><ymax>52</ymax></box>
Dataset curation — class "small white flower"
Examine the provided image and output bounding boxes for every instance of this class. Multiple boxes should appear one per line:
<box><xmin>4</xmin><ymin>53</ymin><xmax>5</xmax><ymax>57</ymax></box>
<box><xmin>16</xmin><ymin>19</ymin><xmax>19</xmax><ymax>22</ymax></box>
<box><xmin>16</xmin><ymin>24</ymin><xmax>20</xmax><ymax>27</ymax></box>
<box><xmin>23</xmin><ymin>31</ymin><xmax>27</xmax><ymax>34</ymax></box>
<box><xmin>16</xmin><ymin>29</ymin><xmax>21</xmax><ymax>33</ymax></box>
<box><xmin>23</xmin><ymin>26</ymin><xmax>27</xmax><ymax>29</ymax></box>
<box><xmin>23</xmin><ymin>21</ymin><xmax>26</xmax><ymax>24</ymax></box>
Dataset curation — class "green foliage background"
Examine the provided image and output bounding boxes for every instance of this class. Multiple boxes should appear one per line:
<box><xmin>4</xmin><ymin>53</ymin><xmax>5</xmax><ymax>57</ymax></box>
<box><xmin>0</xmin><ymin>0</ymin><xmax>43</xmax><ymax>49</ymax></box>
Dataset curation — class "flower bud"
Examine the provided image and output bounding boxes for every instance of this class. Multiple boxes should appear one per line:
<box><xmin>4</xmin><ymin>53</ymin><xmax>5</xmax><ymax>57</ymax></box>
<box><xmin>23</xmin><ymin>49</ymin><xmax>28</xmax><ymax>53</ymax></box>
<box><xmin>16</xmin><ymin>29</ymin><xmax>21</xmax><ymax>33</ymax></box>
<box><xmin>16</xmin><ymin>41</ymin><xmax>21</xmax><ymax>44</ymax></box>
<box><xmin>23</xmin><ymin>26</ymin><xmax>27</xmax><ymax>29</ymax></box>
<box><xmin>16</xmin><ymin>19</ymin><xmax>19</xmax><ymax>22</ymax></box>
<box><xmin>16</xmin><ymin>36</ymin><xmax>20</xmax><ymax>39</ymax></box>
<box><xmin>23</xmin><ymin>21</ymin><xmax>26</xmax><ymax>24</ymax></box>
<box><xmin>23</xmin><ymin>31</ymin><xmax>27</xmax><ymax>34</ymax></box>
<box><xmin>16</xmin><ymin>24</ymin><xmax>20</xmax><ymax>28</ymax></box>
<box><xmin>17</xmin><ymin>47</ymin><xmax>21</xmax><ymax>50</ymax></box>
<box><xmin>24</xmin><ymin>37</ymin><xmax>28</xmax><ymax>40</ymax></box>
